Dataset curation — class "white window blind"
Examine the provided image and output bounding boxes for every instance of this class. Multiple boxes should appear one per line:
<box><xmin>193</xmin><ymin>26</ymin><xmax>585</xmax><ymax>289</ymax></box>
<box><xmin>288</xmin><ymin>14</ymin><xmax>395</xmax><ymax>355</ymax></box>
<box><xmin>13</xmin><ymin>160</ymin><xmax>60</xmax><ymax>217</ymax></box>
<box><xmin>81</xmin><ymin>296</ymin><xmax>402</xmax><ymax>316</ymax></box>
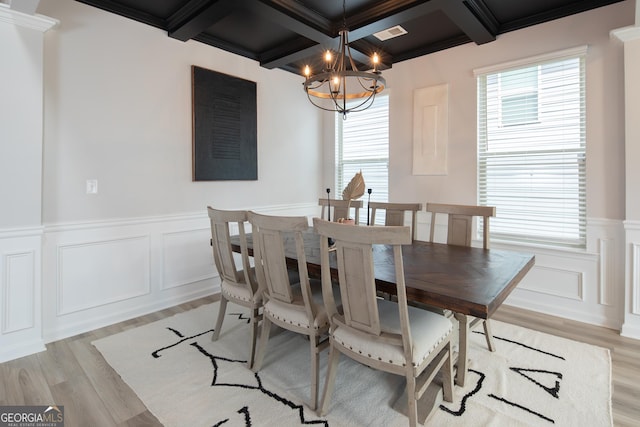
<box><xmin>476</xmin><ymin>48</ymin><xmax>586</xmax><ymax>248</ymax></box>
<box><xmin>336</xmin><ymin>95</ymin><xmax>389</xmax><ymax>224</ymax></box>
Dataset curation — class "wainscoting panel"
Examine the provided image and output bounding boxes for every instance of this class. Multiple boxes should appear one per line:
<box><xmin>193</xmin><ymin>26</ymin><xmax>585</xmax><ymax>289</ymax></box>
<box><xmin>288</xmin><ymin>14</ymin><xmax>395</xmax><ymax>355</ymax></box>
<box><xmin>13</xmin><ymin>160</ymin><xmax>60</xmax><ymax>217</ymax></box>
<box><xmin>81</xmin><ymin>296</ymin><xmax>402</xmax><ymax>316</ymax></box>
<box><xmin>40</xmin><ymin>204</ymin><xmax>315</xmax><ymax>344</ymax></box>
<box><xmin>517</xmin><ymin>266</ymin><xmax>584</xmax><ymax>301</ymax></box>
<box><xmin>162</xmin><ymin>228</ymin><xmax>214</xmax><ymax>290</ymax></box>
<box><xmin>42</xmin><ymin>213</ymin><xmax>217</xmax><ymax>342</ymax></box>
<box><xmin>417</xmin><ymin>214</ymin><xmax>625</xmax><ymax>329</ymax></box>
<box><xmin>622</xmin><ymin>222</ymin><xmax>640</xmax><ymax>339</ymax></box>
<box><xmin>0</xmin><ymin>228</ymin><xmax>45</xmax><ymax>363</ymax></box>
<box><xmin>57</xmin><ymin>236</ymin><xmax>151</xmax><ymax>315</ymax></box>
<box><xmin>2</xmin><ymin>250</ymin><xmax>35</xmax><ymax>333</ymax></box>
<box><xmin>2</xmin><ymin>205</ymin><xmax>628</xmax><ymax>362</ymax></box>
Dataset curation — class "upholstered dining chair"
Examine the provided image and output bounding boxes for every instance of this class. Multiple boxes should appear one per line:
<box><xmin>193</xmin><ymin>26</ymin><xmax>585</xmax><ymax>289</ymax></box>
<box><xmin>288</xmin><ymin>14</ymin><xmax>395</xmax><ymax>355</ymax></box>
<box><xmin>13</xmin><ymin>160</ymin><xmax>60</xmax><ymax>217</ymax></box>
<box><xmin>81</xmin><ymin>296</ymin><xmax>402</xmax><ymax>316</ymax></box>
<box><xmin>313</xmin><ymin>218</ymin><xmax>454</xmax><ymax>427</ymax></box>
<box><xmin>318</xmin><ymin>198</ymin><xmax>363</xmax><ymax>224</ymax></box>
<box><xmin>208</xmin><ymin>207</ymin><xmax>262</xmax><ymax>369</ymax></box>
<box><xmin>369</xmin><ymin>202</ymin><xmax>423</xmax><ymax>240</ymax></box>
<box><xmin>426</xmin><ymin>202</ymin><xmax>497</xmax><ymax>354</ymax></box>
<box><xmin>248</xmin><ymin>211</ymin><xmax>332</xmax><ymax>411</ymax></box>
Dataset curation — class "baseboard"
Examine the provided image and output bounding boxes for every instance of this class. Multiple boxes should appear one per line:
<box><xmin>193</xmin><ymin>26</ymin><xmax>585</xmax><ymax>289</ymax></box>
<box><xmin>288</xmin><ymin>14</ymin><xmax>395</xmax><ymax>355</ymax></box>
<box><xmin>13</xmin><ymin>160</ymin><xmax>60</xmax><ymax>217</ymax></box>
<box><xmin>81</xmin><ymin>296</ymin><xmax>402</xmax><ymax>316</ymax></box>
<box><xmin>0</xmin><ymin>338</ymin><xmax>46</xmax><ymax>364</ymax></box>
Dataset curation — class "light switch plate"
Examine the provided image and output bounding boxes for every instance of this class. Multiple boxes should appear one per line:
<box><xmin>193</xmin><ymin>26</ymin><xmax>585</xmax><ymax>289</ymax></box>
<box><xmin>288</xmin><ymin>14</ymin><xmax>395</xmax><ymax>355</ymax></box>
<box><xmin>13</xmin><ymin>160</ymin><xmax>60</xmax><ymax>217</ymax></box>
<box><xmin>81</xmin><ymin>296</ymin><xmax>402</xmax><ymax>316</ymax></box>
<box><xmin>86</xmin><ymin>179</ymin><xmax>98</xmax><ymax>194</ymax></box>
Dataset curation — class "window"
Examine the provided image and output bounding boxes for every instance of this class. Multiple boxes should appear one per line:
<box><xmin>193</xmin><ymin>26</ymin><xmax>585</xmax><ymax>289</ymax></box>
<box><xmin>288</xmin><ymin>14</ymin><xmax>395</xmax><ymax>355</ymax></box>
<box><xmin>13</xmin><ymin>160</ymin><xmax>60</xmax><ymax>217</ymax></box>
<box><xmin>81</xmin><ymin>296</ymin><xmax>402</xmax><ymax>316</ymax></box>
<box><xmin>335</xmin><ymin>95</ymin><xmax>389</xmax><ymax>224</ymax></box>
<box><xmin>476</xmin><ymin>47</ymin><xmax>586</xmax><ymax>248</ymax></box>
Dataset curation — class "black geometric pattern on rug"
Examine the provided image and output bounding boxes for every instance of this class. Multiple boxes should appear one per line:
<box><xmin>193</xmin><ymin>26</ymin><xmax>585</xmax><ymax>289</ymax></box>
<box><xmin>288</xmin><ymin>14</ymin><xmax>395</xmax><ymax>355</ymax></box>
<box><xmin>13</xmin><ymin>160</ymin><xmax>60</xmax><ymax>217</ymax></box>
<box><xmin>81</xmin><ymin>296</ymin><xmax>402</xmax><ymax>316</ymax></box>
<box><xmin>151</xmin><ymin>328</ymin><xmax>213</xmax><ymax>358</ymax></box>
<box><xmin>488</xmin><ymin>394</ymin><xmax>555</xmax><ymax>424</ymax></box>
<box><xmin>229</xmin><ymin>312</ymin><xmax>251</xmax><ymax>324</ymax></box>
<box><xmin>439</xmin><ymin>369</ymin><xmax>486</xmax><ymax>416</ymax></box>
<box><xmin>472</xmin><ymin>330</ymin><xmax>565</xmax><ymax>360</ymax></box>
<box><xmin>150</xmin><ymin>322</ymin><xmax>328</xmax><ymax>426</ymax></box>
<box><xmin>510</xmin><ymin>367</ymin><xmax>562</xmax><ymax>398</ymax></box>
<box><xmin>438</xmin><ymin>330</ymin><xmax>566</xmax><ymax>423</ymax></box>
<box><xmin>212</xmin><ymin>406</ymin><xmax>250</xmax><ymax>427</ymax></box>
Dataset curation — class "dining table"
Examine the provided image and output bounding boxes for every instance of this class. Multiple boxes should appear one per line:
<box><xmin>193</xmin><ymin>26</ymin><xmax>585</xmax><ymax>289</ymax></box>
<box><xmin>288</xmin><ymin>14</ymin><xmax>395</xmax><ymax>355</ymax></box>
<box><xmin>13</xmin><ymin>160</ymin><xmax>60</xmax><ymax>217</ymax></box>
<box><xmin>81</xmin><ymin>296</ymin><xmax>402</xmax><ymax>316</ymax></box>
<box><xmin>231</xmin><ymin>229</ymin><xmax>535</xmax><ymax>387</ymax></box>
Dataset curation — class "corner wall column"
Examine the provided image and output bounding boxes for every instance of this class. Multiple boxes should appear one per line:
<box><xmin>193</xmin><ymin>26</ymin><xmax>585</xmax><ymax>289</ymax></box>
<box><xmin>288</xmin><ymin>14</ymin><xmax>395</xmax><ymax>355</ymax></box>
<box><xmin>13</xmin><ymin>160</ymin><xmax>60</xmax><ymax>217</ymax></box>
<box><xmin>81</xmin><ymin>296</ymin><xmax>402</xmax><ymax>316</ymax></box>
<box><xmin>0</xmin><ymin>5</ymin><xmax>58</xmax><ymax>361</ymax></box>
<box><xmin>612</xmin><ymin>3</ymin><xmax>640</xmax><ymax>338</ymax></box>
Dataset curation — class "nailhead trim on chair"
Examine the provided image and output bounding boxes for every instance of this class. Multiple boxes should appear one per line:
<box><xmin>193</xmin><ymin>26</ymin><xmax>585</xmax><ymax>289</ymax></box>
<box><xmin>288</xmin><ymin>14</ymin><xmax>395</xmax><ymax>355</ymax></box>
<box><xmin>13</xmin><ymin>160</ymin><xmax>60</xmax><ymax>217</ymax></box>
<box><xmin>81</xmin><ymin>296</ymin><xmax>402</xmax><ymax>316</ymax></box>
<box><xmin>265</xmin><ymin>309</ymin><xmax>329</xmax><ymax>332</ymax></box>
<box><xmin>334</xmin><ymin>323</ymin><xmax>451</xmax><ymax>368</ymax></box>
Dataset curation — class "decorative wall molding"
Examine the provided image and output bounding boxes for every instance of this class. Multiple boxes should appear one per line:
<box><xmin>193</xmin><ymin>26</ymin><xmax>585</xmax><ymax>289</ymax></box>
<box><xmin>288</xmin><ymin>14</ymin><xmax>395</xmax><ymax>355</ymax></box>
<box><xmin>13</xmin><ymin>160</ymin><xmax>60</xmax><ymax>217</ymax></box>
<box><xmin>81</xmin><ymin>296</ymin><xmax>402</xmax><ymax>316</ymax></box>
<box><xmin>611</xmin><ymin>25</ymin><xmax>640</xmax><ymax>42</ymax></box>
<box><xmin>2</xmin><ymin>250</ymin><xmax>35</xmax><ymax>333</ymax></box>
<box><xmin>599</xmin><ymin>238</ymin><xmax>614</xmax><ymax>306</ymax></box>
<box><xmin>0</xmin><ymin>233</ymin><xmax>44</xmax><ymax>363</ymax></box>
<box><xmin>632</xmin><ymin>243</ymin><xmax>640</xmax><ymax>316</ymax></box>
<box><xmin>517</xmin><ymin>265</ymin><xmax>584</xmax><ymax>301</ymax></box>
<box><xmin>0</xmin><ymin>226</ymin><xmax>44</xmax><ymax>239</ymax></box>
<box><xmin>56</xmin><ymin>236</ymin><xmax>151</xmax><ymax>315</ymax></box>
<box><xmin>38</xmin><ymin>204</ymin><xmax>314</xmax><ymax>344</ymax></box>
<box><xmin>1</xmin><ymin>205</ymin><xmax>631</xmax><ymax>361</ymax></box>
<box><xmin>412</xmin><ymin>84</ymin><xmax>449</xmax><ymax>176</ymax></box>
<box><xmin>161</xmin><ymin>228</ymin><xmax>214</xmax><ymax>290</ymax></box>
<box><xmin>0</xmin><ymin>4</ymin><xmax>58</xmax><ymax>32</ymax></box>
<box><xmin>417</xmin><ymin>214</ymin><xmax>623</xmax><ymax>329</ymax></box>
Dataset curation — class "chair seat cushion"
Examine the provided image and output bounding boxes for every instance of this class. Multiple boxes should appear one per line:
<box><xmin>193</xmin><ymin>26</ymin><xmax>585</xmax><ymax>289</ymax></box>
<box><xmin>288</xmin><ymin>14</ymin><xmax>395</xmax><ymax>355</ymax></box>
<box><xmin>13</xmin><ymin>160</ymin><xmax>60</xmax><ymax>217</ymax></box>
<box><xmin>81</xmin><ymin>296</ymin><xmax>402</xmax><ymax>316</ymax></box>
<box><xmin>332</xmin><ymin>299</ymin><xmax>452</xmax><ymax>368</ymax></box>
<box><xmin>264</xmin><ymin>279</ymin><xmax>333</xmax><ymax>332</ymax></box>
<box><xmin>220</xmin><ymin>269</ymin><xmax>261</xmax><ymax>306</ymax></box>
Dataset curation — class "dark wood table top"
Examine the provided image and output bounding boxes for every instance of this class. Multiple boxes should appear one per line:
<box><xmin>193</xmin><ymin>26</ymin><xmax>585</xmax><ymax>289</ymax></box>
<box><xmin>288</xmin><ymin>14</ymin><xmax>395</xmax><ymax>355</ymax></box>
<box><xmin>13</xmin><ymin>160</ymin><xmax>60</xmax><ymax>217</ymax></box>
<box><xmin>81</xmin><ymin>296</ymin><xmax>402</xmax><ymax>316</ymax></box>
<box><xmin>233</xmin><ymin>231</ymin><xmax>535</xmax><ymax>320</ymax></box>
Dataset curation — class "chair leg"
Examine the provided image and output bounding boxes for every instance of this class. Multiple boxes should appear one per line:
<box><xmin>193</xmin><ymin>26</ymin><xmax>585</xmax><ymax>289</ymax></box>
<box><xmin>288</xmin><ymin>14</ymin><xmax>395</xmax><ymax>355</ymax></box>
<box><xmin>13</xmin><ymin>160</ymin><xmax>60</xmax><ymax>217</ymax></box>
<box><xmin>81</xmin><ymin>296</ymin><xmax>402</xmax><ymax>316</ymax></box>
<box><xmin>247</xmin><ymin>308</ymin><xmax>260</xmax><ymax>369</ymax></box>
<box><xmin>212</xmin><ymin>296</ymin><xmax>228</xmax><ymax>341</ymax></box>
<box><xmin>441</xmin><ymin>342</ymin><xmax>454</xmax><ymax>403</ymax></box>
<box><xmin>309</xmin><ymin>335</ymin><xmax>319</xmax><ymax>411</ymax></box>
<box><xmin>405</xmin><ymin>373</ymin><xmax>418</xmax><ymax>427</ymax></box>
<box><xmin>319</xmin><ymin>343</ymin><xmax>340</xmax><ymax>416</ymax></box>
<box><xmin>483</xmin><ymin>319</ymin><xmax>496</xmax><ymax>352</ymax></box>
<box><xmin>252</xmin><ymin>315</ymin><xmax>272</xmax><ymax>372</ymax></box>
<box><xmin>454</xmin><ymin>312</ymin><xmax>469</xmax><ymax>387</ymax></box>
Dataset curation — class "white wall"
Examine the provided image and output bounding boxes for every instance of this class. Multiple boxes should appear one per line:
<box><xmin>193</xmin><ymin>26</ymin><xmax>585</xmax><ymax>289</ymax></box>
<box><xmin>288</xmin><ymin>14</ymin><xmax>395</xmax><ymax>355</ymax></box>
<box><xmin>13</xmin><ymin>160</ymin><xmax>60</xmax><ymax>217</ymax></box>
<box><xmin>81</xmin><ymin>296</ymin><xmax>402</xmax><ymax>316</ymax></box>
<box><xmin>0</xmin><ymin>6</ymin><xmax>48</xmax><ymax>228</ymax></box>
<box><xmin>39</xmin><ymin>0</ymin><xmax>323</xmax><ymax>224</ymax></box>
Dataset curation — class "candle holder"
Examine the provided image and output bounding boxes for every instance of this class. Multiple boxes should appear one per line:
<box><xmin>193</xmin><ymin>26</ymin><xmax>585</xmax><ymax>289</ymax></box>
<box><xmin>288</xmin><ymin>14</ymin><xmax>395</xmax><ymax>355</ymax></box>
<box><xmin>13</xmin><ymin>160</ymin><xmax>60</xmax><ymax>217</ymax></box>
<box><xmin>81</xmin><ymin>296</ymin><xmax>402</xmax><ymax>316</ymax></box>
<box><xmin>367</xmin><ymin>188</ymin><xmax>372</xmax><ymax>225</ymax></box>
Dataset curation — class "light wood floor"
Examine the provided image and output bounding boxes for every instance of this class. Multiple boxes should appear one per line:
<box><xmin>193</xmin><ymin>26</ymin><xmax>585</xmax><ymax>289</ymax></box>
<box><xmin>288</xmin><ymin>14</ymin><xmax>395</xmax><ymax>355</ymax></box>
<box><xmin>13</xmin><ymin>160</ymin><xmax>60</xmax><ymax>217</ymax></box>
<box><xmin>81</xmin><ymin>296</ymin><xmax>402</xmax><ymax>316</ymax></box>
<box><xmin>1</xmin><ymin>296</ymin><xmax>638</xmax><ymax>426</ymax></box>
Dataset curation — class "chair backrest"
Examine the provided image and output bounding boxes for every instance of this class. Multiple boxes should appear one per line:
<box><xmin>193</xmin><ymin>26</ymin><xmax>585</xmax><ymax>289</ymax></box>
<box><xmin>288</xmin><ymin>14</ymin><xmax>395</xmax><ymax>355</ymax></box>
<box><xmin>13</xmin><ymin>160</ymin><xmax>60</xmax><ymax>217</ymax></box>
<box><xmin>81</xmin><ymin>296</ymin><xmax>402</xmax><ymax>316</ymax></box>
<box><xmin>426</xmin><ymin>203</ymin><xmax>496</xmax><ymax>249</ymax></box>
<box><xmin>248</xmin><ymin>212</ymin><xmax>317</xmax><ymax>320</ymax></box>
<box><xmin>368</xmin><ymin>202</ymin><xmax>422</xmax><ymax>240</ymax></box>
<box><xmin>313</xmin><ymin>218</ymin><xmax>412</xmax><ymax>346</ymax></box>
<box><xmin>318</xmin><ymin>198</ymin><xmax>363</xmax><ymax>224</ymax></box>
<box><xmin>207</xmin><ymin>207</ymin><xmax>256</xmax><ymax>292</ymax></box>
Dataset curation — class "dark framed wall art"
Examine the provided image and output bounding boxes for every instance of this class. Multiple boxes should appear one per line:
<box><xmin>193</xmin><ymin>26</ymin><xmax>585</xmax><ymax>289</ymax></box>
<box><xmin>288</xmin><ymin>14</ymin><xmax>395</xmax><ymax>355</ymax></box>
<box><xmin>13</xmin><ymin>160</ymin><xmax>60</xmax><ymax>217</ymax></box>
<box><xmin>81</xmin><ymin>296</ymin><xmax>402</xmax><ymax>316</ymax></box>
<box><xmin>191</xmin><ymin>66</ymin><xmax>257</xmax><ymax>181</ymax></box>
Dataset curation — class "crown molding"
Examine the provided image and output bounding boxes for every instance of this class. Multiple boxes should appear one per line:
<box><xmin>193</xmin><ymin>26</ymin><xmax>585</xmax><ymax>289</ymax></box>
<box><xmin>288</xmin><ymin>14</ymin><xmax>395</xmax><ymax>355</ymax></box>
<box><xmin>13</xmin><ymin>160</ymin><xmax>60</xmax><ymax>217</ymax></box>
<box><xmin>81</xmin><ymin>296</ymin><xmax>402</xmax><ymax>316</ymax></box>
<box><xmin>611</xmin><ymin>25</ymin><xmax>640</xmax><ymax>43</ymax></box>
<box><xmin>0</xmin><ymin>4</ymin><xmax>58</xmax><ymax>32</ymax></box>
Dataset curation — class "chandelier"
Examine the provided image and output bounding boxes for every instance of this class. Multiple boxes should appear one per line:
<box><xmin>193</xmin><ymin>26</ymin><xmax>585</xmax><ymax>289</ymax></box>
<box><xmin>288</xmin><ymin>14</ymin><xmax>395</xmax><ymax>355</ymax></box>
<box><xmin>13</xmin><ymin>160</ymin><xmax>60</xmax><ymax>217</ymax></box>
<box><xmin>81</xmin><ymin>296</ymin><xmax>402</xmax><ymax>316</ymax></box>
<box><xmin>302</xmin><ymin>0</ymin><xmax>385</xmax><ymax>119</ymax></box>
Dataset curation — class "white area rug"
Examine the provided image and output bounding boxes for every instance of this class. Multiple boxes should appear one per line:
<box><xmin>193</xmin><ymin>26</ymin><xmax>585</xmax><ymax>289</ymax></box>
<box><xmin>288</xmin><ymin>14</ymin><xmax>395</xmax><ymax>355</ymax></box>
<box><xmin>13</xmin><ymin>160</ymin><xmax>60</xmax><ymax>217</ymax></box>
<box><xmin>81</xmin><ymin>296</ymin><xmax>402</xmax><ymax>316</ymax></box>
<box><xmin>93</xmin><ymin>302</ymin><xmax>612</xmax><ymax>426</ymax></box>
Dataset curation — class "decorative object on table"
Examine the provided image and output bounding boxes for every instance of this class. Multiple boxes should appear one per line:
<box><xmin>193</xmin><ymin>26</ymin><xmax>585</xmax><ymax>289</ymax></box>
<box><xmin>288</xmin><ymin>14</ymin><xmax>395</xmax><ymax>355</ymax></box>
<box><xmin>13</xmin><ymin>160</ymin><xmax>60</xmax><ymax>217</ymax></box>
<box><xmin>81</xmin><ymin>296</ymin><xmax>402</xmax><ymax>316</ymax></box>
<box><xmin>302</xmin><ymin>0</ymin><xmax>385</xmax><ymax>119</ymax></box>
<box><xmin>192</xmin><ymin>66</ymin><xmax>257</xmax><ymax>181</ymax></box>
<box><xmin>326</xmin><ymin>188</ymin><xmax>334</xmax><ymax>246</ymax></box>
<box><xmin>366</xmin><ymin>188</ymin><xmax>372</xmax><ymax>225</ymax></box>
<box><xmin>93</xmin><ymin>300</ymin><xmax>614</xmax><ymax>427</ymax></box>
<box><xmin>325</xmin><ymin>188</ymin><xmax>331</xmax><ymax>222</ymax></box>
<box><xmin>339</xmin><ymin>170</ymin><xmax>365</xmax><ymax>223</ymax></box>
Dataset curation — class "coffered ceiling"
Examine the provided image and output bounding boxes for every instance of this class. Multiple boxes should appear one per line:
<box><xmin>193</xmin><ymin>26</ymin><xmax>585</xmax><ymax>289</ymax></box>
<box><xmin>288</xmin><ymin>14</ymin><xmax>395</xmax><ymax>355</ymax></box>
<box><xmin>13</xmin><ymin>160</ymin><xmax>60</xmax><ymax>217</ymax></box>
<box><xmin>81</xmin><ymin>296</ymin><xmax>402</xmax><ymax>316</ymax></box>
<box><xmin>74</xmin><ymin>0</ymin><xmax>624</xmax><ymax>74</ymax></box>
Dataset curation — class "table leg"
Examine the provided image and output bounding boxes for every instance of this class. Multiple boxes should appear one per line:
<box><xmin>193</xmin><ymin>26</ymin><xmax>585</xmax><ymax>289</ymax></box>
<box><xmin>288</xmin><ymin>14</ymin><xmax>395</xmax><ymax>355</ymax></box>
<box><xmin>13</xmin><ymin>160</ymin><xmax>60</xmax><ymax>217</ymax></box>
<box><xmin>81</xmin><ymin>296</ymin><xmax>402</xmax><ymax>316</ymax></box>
<box><xmin>453</xmin><ymin>312</ymin><xmax>469</xmax><ymax>387</ymax></box>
